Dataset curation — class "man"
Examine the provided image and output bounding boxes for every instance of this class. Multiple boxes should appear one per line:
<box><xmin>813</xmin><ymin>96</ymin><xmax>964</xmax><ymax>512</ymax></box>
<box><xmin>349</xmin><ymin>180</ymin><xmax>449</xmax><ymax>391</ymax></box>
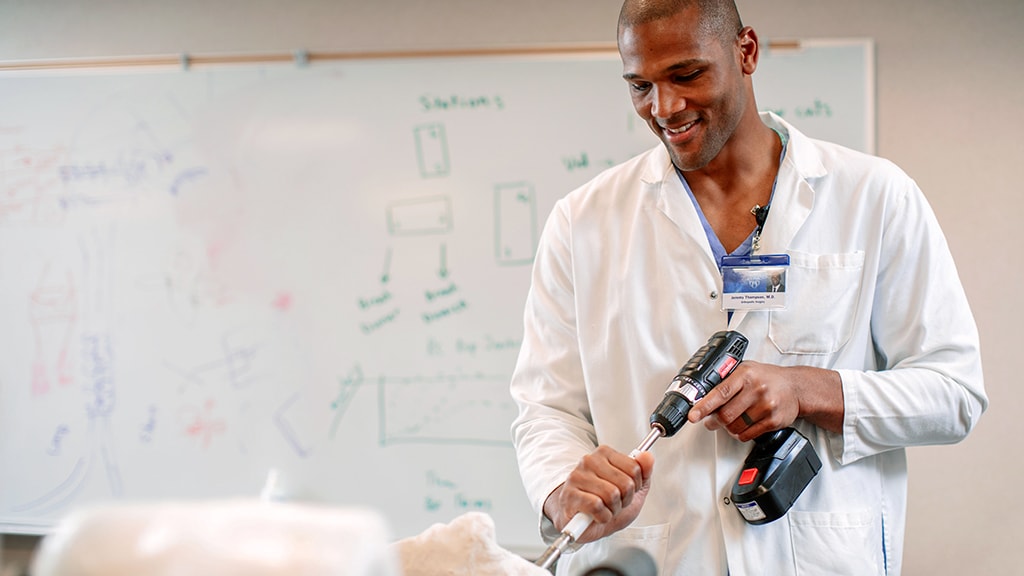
<box><xmin>510</xmin><ymin>1</ymin><xmax>987</xmax><ymax>574</ymax></box>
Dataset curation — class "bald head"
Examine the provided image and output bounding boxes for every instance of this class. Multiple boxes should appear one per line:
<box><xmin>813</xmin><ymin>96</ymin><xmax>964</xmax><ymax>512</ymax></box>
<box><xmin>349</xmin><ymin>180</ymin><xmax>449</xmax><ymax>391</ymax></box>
<box><xmin>618</xmin><ymin>0</ymin><xmax>743</xmax><ymax>46</ymax></box>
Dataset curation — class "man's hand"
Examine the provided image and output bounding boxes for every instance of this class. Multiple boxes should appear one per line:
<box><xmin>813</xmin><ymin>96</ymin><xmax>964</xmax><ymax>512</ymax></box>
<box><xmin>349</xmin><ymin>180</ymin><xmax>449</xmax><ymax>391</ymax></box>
<box><xmin>687</xmin><ymin>361</ymin><xmax>844</xmax><ymax>440</ymax></box>
<box><xmin>542</xmin><ymin>445</ymin><xmax>655</xmax><ymax>544</ymax></box>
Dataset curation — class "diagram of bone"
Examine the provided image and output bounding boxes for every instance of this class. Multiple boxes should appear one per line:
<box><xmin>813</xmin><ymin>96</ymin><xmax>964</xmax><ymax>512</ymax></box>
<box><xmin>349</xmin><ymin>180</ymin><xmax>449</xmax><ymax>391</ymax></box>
<box><xmin>12</xmin><ymin>229</ymin><xmax>125</xmax><ymax>517</ymax></box>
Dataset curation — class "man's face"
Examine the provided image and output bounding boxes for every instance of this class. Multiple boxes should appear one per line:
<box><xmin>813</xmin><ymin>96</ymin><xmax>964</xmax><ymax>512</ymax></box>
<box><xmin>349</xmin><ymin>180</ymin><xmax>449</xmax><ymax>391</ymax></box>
<box><xmin>618</xmin><ymin>8</ymin><xmax>750</xmax><ymax>172</ymax></box>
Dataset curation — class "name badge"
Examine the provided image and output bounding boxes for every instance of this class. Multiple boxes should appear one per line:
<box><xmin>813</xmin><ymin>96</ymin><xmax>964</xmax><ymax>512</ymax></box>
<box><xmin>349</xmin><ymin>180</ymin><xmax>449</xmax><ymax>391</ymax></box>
<box><xmin>721</xmin><ymin>254</ymin><xmax>790</xmax><ymax>310</ymax></box>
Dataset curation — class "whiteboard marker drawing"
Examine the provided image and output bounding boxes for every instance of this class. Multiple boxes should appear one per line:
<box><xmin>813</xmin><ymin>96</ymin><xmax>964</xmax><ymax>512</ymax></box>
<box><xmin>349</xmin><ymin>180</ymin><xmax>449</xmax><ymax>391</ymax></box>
<box><xmin>414</xmin><ymin>123</ymin><xmax>450</xmax><ymax>178</ymax></box>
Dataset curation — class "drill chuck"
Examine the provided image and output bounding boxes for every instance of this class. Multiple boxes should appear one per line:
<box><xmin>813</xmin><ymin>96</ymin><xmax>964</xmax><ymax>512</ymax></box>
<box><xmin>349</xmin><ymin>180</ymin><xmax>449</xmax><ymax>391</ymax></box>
<box><xmin>649</xmin><ymin>388</ymin><xmax>692</xmax><ymax>436</ymax></box>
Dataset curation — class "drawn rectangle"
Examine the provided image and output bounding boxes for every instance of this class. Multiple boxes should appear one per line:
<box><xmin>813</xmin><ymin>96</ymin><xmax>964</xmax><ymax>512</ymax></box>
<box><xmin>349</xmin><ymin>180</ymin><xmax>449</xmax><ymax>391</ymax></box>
<box><xmin>380</xmin><ymin>375</ymin><xmax>516</xmax><ymax>446</ymax></box>
<box><xmin>387</xmin><ymin>195</ymin><xmax>452</xmax><ymax>236</ymax></box>
<box><xmin>494</xmin><ymin>182</ymin><xmax>536</xmax><ymax>265</ymax></box>
<box><xmin>414</xmin><ymin>123</ymin><xmax>450</xmax><ymax>178</ymax></box>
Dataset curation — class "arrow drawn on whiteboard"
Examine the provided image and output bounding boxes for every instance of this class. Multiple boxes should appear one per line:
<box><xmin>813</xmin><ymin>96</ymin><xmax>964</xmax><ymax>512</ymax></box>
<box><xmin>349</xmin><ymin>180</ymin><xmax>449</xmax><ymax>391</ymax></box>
<box><xmin>438</xmin><ymin>243</ymin><xmax>449</xmax><ymax>279</ymax></box>
<box><xmin>381</xmin><ymin>246</ymin><xmax>392</xmax><ymax>284</ymax></box>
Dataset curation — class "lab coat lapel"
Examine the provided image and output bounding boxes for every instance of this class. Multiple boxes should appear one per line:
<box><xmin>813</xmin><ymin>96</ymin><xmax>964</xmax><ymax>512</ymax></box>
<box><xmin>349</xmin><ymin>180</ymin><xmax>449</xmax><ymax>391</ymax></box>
<box><xmin>646</xmin><ymin>149</ymin><xmax>718</xmax><ymax>267</ymax></box>
<box><xmin>730</xmin><ymin>165</ymin><xmax>813</xmax><ymax>330</ymax></box>
<box><xmin>760</xmin><ymin>113</ymin><xmax>824</xmax><ymax>254</ymax></box>
<box><xmin>762</xmin><ymin>160</ymin><xmax>815</xmax><ymax>254</ymax></box>
<box><xmin>732</xmin><ymin>115</ymin><xmax>823</xmax><ymax>330</ymax></box>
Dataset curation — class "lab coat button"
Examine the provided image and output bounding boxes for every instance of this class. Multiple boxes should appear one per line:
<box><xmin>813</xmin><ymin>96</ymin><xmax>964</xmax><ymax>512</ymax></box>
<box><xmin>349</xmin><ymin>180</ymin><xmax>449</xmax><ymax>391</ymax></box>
<box><xmin>722</xmin><ymin>497</ymin><xmax>731</xmax><ymax>506</ymax></box>
<box><xmin>710</xmin><ymin>291</ymin><xmax>719</xmax><ymax>300</ymax></box>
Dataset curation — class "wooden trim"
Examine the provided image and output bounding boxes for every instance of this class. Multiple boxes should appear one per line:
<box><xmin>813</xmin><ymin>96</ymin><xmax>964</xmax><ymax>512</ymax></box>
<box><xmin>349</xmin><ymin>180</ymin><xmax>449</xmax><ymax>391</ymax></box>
<box><xmin>0</xmin><ymin>44</ymin><xmax>622</xmax><ymax>72</ymax></box>
<box><xmin>0</xmin><ymin>40</ymin><xmax>808</xmax><ymax>72</ymax></box>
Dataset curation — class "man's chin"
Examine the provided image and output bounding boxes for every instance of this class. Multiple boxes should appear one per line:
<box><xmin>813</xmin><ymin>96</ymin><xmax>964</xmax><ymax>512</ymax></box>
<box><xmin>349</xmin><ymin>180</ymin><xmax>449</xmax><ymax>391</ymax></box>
<box><xmin>667</xmin><ymin>149</ymin><xmax>712</xmax><ymax>173</ymax></box>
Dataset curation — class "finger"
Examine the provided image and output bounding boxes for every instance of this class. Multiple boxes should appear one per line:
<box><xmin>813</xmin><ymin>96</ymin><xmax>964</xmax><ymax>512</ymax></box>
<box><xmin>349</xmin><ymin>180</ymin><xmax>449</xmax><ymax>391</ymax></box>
<box><xmin>603</xmin><ymin>452</ymin><xmax>644</xmax><ymax>508</ymax></box>
<box><xmin>728</xmin><ymin>406</ymin><xmax>784</xmax><ymax>442</ymax></box>
<box><xmin>563</xmin><ymin>475</ymin><xmax>619</xmax><ymax>522</ymax></box>
<box><xmin>633</xmin><ymin>450</ymin><xmax>655</xmax><ymax>485</ymax></box>
<box><xmin>703</xmin><ymin>416</ymin><xmax>724</xmax><ymax>431</ymax></box>
<box><xmin>595</xmin><ymin>471</ymin><xmax>639</xmax><ymax>517</ymax></box>
<box><xmin>736</xmin><ymin>417</ymin><xmax>779</xmax><ymax>443</ymax></box>
<box><xmin>723</xmin><ymin>404</ymin><xmax>759</xmax><ymax>436</ymax></box>
<box><xmin>688</xmin><ymin>373</ymin><xmax>744</xmax><ymax>422</ymax></box>
<box><xmin>574</xmin><ymin>452</ymin><xmax>643</xmax><ymax>518</ymax></box>
<box><xmin>626</xmin><ymin>456</ymin><xmax>644</xmax><ymax>497</ymax></box>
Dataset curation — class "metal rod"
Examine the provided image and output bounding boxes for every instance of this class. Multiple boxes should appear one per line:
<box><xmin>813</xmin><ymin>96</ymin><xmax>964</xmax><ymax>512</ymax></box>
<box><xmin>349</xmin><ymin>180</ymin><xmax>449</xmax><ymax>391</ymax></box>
<box><xmin>534</xmin><ymin>532</ymin><xmax>572</xmax><ymax>570</ymax></box>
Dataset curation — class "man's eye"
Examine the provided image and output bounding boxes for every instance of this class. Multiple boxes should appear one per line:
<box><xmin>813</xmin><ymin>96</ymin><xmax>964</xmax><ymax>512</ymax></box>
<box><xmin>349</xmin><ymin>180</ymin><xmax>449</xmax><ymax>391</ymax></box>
<box><xmin>630</xmin><ymin>82</ymin><xmax>651</xmax><ymax>92</ymax></box>
<box><xmin>675</xmin><ymin>71</ymin><xmax>702</xmax><ymax>82</ymax></box>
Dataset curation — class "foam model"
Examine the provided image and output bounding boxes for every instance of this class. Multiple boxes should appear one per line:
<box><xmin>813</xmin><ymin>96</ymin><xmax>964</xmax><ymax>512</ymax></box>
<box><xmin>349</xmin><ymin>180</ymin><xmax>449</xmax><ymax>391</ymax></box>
<box><xmin>391</xmin><ymin>511</ymin><xmax>549</xmax><ymax>576</ymax></box>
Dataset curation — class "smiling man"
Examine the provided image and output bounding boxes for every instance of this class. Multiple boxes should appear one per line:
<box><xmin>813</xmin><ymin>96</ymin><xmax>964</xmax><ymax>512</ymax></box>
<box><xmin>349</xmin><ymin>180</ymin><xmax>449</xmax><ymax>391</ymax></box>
<box><xmin>510</xmin><ymin>0</ymin><xmax>987</xmax><ymax>574</ymax></box>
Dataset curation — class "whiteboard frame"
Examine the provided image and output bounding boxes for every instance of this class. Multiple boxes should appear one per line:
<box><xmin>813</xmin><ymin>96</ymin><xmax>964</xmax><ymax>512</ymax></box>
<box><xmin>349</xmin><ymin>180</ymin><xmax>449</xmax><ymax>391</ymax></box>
<box><xmin>0</xmin><ymin>39</ymin><xmax>876</xmax><ymax>543</ymax></box>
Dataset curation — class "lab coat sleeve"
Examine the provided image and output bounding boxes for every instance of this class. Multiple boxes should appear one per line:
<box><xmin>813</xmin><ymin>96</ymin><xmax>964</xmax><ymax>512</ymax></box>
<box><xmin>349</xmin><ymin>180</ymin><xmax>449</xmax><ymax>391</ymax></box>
<box><xmin>831</xmin><ymin>177</ymin><xmax>988</xmax><ymax>465</ymax></box>
<box><xmin>510</xmin><ymin>200</ymin><xmax>598</xmax><ymax>518</ymax></box>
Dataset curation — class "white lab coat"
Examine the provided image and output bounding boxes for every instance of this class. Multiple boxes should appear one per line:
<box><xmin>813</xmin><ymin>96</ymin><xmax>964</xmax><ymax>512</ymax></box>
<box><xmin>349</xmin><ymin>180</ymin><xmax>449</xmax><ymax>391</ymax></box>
<box><xmin>510</xmin><ymin>114</ymin><xmax>986</xmax><ymax>575</ymax></box>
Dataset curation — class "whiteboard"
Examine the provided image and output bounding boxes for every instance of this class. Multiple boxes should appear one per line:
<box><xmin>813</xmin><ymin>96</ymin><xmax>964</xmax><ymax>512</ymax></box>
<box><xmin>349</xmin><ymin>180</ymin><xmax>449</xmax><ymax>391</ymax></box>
<box><xmin>0</xmin><ymin>40</ymin><xmax>872</xmax><ymax>552</ymax></box>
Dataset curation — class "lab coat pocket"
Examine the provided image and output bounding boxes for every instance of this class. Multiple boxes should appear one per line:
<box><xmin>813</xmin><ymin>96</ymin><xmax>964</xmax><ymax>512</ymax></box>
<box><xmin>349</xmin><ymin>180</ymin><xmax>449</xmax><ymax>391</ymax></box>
<box><xmin>562</xmin><ymin>522</ymin><xmax>669</xmax><ymax>575</ymax></box>
<box><xmin>768</xmin><ymin>251</ymin><xmax>865</xmax><ymax>355</ymax></box>
<box><xmin>788</xmin><ymin>509</ymin><xmax>883</xmax><ymax>575</ymax></box>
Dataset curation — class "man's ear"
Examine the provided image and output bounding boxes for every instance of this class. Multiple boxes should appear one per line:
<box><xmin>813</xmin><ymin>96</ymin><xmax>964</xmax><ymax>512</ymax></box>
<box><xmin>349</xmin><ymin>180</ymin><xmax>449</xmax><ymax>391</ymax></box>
<box><xmin>737</xmin><ymin>26</ymin><xmax>759</xmax><ymax>75</ymax></box>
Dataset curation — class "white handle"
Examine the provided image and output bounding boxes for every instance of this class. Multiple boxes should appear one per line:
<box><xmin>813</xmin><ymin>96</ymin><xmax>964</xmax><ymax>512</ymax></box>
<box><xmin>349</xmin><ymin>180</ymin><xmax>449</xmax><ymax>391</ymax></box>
<box><xmin>562</xmin><ymin>510</ymin><xmax>594</xmax><ymax>540</ymax></box>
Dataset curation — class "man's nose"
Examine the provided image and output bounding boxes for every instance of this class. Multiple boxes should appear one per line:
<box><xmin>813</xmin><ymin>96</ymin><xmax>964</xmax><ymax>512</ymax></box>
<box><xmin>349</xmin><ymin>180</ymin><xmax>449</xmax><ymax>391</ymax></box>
<box><xmin>651</xmin><ymin>85</ymin><xmax>685</xmax><ymax>119</ymax></box>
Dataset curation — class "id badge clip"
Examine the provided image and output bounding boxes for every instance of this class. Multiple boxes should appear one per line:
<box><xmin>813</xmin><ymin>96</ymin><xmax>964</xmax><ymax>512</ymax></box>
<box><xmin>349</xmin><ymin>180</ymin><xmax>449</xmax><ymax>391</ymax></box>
<box><xmin>721</xmin><ymin>254</ymin><xmax>790</xmax><ymax>311</ymax></box>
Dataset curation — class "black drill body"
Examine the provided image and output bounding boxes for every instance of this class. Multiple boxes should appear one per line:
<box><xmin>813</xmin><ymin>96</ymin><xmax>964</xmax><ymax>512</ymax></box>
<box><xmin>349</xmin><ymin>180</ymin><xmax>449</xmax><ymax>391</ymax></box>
<box><xmin>649</xmin><ymin>330</ymin><xmax>748</xmax><ymax>436</ymax></box>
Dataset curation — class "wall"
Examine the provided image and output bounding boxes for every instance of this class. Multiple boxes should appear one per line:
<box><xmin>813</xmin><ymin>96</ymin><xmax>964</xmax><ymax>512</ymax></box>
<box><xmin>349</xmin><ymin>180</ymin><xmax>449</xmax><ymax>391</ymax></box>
<box><xmin>0</xmin><ymin>0</ymin><xmax>1020</xmax><ymax>573</ymax></box>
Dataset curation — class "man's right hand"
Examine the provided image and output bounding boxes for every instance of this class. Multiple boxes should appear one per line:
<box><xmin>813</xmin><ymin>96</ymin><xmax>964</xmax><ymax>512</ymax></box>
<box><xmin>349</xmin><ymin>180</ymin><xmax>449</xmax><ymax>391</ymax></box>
<box><xmin>542</xmin><ymin>445</ymin><xmax>655</xmax><ymax>544</ymax></box>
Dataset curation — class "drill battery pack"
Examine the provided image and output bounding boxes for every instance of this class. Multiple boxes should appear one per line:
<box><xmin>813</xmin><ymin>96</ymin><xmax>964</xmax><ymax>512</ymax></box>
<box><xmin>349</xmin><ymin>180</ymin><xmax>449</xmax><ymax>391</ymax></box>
<box><xmin>730</xmin><ymin>427</ymin><xmax>822</xmax><ymax>524</ymax></box>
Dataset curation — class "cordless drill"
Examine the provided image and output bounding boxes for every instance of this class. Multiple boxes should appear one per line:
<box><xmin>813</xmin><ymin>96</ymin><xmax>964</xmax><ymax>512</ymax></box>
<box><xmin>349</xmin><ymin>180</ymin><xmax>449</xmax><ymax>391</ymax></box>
<box><xmin>535</xmin><ymin>330</ymin><xmax>748</xmax><ymax>569</ymax></box>
<box><xmin>649</xmin><ymin>331</ymin><xmax>824</xmax><ymax>525</ymax></box>
<box><xmin>534</xmin><ymin>331</ymin><xmax>820</xmax><ymax>570</ymax></box>
<box><xmin>659</xmin><ymin>330</ymin><xmax>821</xmax><ymax>525</ymax></box>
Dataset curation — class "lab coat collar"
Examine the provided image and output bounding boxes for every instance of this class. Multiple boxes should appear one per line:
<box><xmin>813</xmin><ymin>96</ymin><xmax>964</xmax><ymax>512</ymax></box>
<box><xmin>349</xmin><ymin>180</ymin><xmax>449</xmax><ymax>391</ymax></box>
<box><xmin>758</xmin><ymin>112</ymin><xmax>818</xmax><ymax>256</ymax></box>
<box><xmin>639</xmin><ymin>113</ymin><xmax>824</xmax><ymax>255</ymax></box>
<box><xmin>636</xmin><ymin>111</ymin><xmax>829</xmax><ymax>186</ymax></box>
<box><xmin>761</xmin><ymin>111</ymin><xmax>828</xmax><ymax>179</ymax></box>
<box><xmin>643</xmin><ymin>148</ymin><xmax>718</xmax><ymax>266</ymax></box>
<box><xmin>637</xmin><ymin>112</ymin><xmax>824</xmax><ymax>330</ymax></box>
